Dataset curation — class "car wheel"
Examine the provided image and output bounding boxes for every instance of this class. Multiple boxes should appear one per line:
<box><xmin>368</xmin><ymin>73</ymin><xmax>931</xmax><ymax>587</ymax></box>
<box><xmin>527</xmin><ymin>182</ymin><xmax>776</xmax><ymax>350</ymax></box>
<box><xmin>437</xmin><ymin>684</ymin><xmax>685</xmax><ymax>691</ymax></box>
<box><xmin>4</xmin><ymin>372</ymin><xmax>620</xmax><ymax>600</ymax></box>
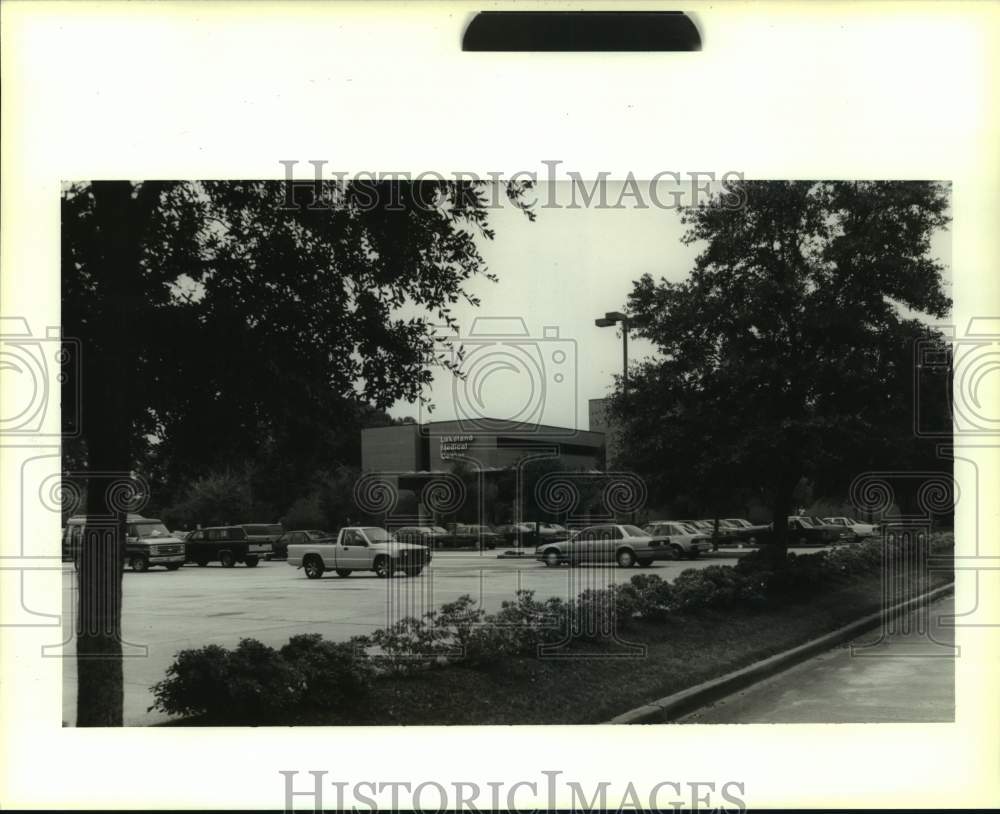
<box><xmin>374</xmin><ymin>556</ymin><xmax>393</xmax><ymax>578</ymax></box>
<box><xmin>219</xmin><ymin>551</ymin><xmax>236</xmax><ymax>568</ymax></box>
<box><xmin>636</xmin><ymin>558</ymin><xmax>653</xmax><ymax>567</ymax></box>
<box><xmin>165</xmin><ymin>563</ymin><xmax>182</xmax><ymax>571</ymax></box>
<box><xmin>303</xmin><ymin>556</ymin><xmax>324</xmax><ymax>579</ymax></box>
<box><xmin>334</xmin><ymin>568</ymin><xmax>352</xmax><ymax>578</ymax></box>
<box><xmin>130</xmin><ymin>555</ymin><xmax>148</xmax><ymax>573</ymax></box>
<box><xmin>543</xmin><ymin>549</ymin><xmax>561</xmax><ymax>567</ymax></box>
<box><xmin>616</xmin><ymin>549</ymin><xmax>636</xmax><ymax>568</ymax></box>
<box><xmin>670</xmin><ymin>545</ymin><xmax>683</xmax><ymax>561</ymax></box>
<box><xmin>244</xmin><ymin>557</ymin><xmax>259</xmax><ymax>567</ymax></box>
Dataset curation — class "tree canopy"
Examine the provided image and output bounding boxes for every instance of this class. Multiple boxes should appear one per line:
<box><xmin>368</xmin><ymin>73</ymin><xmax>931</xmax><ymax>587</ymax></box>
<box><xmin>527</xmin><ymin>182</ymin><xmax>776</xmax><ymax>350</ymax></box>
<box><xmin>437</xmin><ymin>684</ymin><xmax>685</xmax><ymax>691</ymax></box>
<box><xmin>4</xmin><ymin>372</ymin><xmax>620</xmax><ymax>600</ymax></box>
<box><xmin>62</xmin><ymin>180</ymin><xmax>534</xmax><ymax>509</ymax></box>
<box><xmin>609</xmin><ymin>181</ymin><xmax>952</xmax><ymax>547</ymax></box>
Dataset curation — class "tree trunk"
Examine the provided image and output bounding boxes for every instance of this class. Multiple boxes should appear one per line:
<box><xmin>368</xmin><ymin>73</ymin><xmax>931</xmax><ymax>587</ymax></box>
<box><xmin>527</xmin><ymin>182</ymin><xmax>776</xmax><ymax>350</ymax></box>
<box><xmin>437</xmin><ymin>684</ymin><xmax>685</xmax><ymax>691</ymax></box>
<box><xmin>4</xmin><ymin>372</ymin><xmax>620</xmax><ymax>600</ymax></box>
<box><xmin>762</xmin><ymin>486</ymin><xmax>794</xmax><ymax>566</ymax></box>
<box><xmin>75</xmin><ymin>182</ymin><xmax>160</xmax><ymax>726</ymax></box>
<box><xmin>76</xmin><ymin>461</ymin><xmax>127</xmax><ymax>726</ymax></box>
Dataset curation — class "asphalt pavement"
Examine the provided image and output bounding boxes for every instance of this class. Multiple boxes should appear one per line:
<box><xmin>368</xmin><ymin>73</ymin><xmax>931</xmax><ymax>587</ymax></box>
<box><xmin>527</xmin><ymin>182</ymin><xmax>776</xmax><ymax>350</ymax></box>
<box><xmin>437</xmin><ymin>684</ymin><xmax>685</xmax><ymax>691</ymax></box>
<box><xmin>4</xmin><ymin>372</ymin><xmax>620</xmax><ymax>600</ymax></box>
<box><xmin>63</xmin><ymin>547</ymin><xmax>760</xmax><ymax>725</ymax></box>
<box><xmin>61</xmin><ymin>545</ymin><xmax>841</xmax><ymax>726</ymax></box>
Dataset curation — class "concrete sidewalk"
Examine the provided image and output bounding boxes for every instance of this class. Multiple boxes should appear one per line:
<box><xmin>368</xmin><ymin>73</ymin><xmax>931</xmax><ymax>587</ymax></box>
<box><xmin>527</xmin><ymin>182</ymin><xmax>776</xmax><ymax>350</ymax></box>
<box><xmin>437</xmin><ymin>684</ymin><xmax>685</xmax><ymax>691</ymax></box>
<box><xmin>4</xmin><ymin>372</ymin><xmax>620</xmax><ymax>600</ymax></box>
<box><xmin>680</xmin><ymin>595</ymin><xmax>955</xmax><ymax>723</ymax></box>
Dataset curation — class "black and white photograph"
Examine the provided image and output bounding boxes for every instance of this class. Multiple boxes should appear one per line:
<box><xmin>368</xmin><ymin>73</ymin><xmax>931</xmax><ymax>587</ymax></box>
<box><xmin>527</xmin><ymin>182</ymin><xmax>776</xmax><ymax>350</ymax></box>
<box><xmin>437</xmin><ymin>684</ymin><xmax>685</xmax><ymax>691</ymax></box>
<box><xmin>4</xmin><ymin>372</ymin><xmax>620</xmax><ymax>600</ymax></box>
<box><xmin>2</xmin><ymin>2</ymin><xmax>998</xmax><ymax>812</ymax></box>
<box><xmin>56</xmin><ymin>175</ymin><xmax>957</xmax><ymax>728</ymax></box>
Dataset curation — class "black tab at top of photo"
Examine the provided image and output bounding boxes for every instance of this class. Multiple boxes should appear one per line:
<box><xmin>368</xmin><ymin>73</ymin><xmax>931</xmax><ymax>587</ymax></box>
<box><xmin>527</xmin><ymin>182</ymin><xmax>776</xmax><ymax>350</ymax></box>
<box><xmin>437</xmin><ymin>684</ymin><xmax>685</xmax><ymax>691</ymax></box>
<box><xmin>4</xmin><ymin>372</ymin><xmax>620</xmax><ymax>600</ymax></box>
<box><xmin>462</xmin><ymin>11</ymin><xmax>701</xmax><ymax>52</ymax></box>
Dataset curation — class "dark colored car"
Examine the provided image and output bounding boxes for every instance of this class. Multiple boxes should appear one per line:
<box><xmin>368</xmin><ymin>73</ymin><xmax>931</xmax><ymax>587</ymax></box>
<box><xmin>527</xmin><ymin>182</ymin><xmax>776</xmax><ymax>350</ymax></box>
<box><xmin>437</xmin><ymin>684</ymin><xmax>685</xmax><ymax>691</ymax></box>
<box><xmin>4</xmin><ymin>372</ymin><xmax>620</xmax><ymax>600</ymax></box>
<box><xmin>441</xmin><ymin>523</ymin><xmax>501</xmax><ymax>550</ymax></box>
<box><xmin>185</xmin><ymin>525</ymin><xmax>271</xmax><ymax>567</ymax></box>
<box><xmin>719</xmin><ymin>518</ymin><xmax>770</xmax><ymax>545</ymax></box>
<box><xmin>273</xmin><ymin>529</ymin><xmax>333</xmax><ymax>560</ymax></box>
<box><xmin>241</xmin><ymin>523</ymin><xmax>284</xmax><ymax>558</ymax></box>
<box><xmin>495</xmin><ymin>521</ymin><xmax>571</xmax><ymax>547</ymax></box>
<box><xmin>781</xmin><ymin>516</ymin><xmax>849</xmax><ymax>545</ymax></box>
<box><xmin>395</xmin><ymin>525</ymin><xmax>450</xmax><ymax>548</ymax></box>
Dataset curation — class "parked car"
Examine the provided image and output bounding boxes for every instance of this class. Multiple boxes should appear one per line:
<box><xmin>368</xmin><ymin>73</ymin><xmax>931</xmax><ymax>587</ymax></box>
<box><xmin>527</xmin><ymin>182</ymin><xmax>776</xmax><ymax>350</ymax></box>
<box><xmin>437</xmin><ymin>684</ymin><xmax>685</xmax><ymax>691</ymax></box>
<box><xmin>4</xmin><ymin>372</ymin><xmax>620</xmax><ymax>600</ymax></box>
<box><xmin>186</xmin><ymin>525</ymin><xmax>270</xmax><ymax>567</ymax></box>
<box><xmin>823</xmin><ymin>517</ymin><xmax>880</xmax><ymax>540</ymax></box>
<box><xmin>63</xmin><ymin>514</ymin><xmax>187</xmax><ymax>572</ymax></box>
<box><xmin>287</xmin><ymin>526</ymin><xmax>431</xmax><ymax>578</ymax></box>
<box><xmin>643</xmin><ymin>521</ymin><xmax>714</xmax><ymax>559</ymax></box>
<box><xmin>241</xmin><ymin>523</ymin><xmax>284</xmax><ymax>558</ymax></box>
<box><xmin>782</xmin><ymin>516</ymin><xmax>850</xmax><ymax>545</ymax></box>
<box><xmin>439</xmin><ymin>523</ymin><xmax>501</xmax><ymax>550</ymax></box>
<box><xmin>496</xmin><ymin>521</ymin><xmax>571</xmax><ymax>547</ymax></box>
<box><xmin>273</xmin><ymin>529</ymin><xmax>333</xmax><ymax>560</ymax></box>
<box><xmin>395</xmin><ymin>525</ymin><xmax>450</xmax><ymax>548</ymax></box>
<box><xmin>535</xmin><ymin>523</ymin><xmax>707</xmax><ymax>568</ymax></box>
<box><xmin>674</xmin><ymin>519</ymin><xmax>735</xmax><ymax>550</ymax></box>
<box><xmin>720</xmin><ymin>518</ymin><xmax>770</xmax><ymax>545</ymax></box>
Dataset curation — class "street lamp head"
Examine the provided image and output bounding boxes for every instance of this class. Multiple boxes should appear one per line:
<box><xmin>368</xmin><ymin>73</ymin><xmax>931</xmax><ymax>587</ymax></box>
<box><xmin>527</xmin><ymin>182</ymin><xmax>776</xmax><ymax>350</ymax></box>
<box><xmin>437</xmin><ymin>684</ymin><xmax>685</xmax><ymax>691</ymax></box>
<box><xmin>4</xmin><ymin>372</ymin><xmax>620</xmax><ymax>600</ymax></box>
<box><xmin>594</xmin><ymin>317</ymin><xmax>616</xmax><ymax>328</ymax></box>
<box><xmin>604</xmin><ymin>311</ymin><xmax>628</xmax><ymax>322</ymax></box>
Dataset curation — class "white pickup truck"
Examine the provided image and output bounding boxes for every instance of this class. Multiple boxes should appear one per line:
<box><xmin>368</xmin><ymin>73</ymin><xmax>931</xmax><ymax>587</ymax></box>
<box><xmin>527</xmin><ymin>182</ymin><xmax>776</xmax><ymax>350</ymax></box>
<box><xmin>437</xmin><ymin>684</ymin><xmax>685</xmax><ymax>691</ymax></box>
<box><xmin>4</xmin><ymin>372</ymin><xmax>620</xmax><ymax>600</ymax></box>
<box><xmin>287</xmin><ymin>526</ymin><xmax>432</xmax><ymax>579</ymax></box>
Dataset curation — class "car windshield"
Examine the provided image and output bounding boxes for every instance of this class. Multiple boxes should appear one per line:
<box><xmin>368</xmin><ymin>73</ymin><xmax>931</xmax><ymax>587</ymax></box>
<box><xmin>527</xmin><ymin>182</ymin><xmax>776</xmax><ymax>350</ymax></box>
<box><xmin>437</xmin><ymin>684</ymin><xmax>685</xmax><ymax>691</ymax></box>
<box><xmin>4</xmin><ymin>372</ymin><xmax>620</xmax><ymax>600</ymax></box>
<box><xmin>621</xmin><ymin>525</ymin><xmax>647</xmax><ymax>537</ymax></box>
<box><xmin>432</xmin><ymin>526</ymin><xmax>447</xmax><ymax>534</ymax></box>
<box><xmin>305</xmin><ymin>530</ymin><xmax>331</xmax><ymax>539</ymax></box>
<box><xmin>134</xmin><ymin>522</ymin><xmax>172</xmax><ymax>538</ymax></box>
<box><xmin>362</xmin><ymin>527</ymin><xmax>395</xmax><ymax>543</ymax></box>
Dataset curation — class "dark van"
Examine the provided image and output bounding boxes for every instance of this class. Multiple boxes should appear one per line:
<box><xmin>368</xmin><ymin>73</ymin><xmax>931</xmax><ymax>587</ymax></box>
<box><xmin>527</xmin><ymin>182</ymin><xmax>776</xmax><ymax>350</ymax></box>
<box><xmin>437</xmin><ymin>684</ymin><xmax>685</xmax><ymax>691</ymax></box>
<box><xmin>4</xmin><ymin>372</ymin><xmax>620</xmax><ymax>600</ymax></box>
<box><xmin>185</xmin><ymin>525</ymin><xmax>270</xmax><ymax>567</ymax></box>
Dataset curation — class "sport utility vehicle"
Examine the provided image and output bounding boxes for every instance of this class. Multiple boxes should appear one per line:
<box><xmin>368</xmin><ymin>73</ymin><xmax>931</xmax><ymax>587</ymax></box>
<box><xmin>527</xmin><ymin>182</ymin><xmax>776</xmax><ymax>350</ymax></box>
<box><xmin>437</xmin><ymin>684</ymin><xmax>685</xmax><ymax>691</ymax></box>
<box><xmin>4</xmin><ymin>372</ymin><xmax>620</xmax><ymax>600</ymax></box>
<box><xmin>186</xmin><ymin>525</ymin><xmax>270</xmax><ymax>567</ymax></box>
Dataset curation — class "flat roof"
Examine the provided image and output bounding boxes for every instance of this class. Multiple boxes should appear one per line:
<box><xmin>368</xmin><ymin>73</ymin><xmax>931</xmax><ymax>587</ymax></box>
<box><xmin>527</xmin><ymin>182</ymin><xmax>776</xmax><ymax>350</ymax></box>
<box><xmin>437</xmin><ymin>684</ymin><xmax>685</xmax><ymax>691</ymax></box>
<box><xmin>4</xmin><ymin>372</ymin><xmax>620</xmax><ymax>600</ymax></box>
<box><xmin>364</xmin><ymin>418</ymin><xmax>604</xmax><ymax>439</ymax></box>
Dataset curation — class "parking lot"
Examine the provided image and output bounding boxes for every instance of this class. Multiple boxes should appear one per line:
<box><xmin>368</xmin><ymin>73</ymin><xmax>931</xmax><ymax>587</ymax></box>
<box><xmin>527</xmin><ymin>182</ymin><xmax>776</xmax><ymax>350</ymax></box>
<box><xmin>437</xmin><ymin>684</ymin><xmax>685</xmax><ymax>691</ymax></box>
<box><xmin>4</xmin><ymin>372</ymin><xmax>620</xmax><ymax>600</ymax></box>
<box><xmin>61</xmin><ymin>546</ymin><xmax>829</xmax><ymax>725</ymax></box>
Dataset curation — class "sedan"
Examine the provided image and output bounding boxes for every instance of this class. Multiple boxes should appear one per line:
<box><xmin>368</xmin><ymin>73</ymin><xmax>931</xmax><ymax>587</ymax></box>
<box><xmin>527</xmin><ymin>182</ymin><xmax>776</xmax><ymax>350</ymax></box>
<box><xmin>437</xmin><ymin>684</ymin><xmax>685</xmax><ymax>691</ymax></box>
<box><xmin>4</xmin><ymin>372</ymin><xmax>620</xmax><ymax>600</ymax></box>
<box><xmin>784</xmin><ymin>516</ymin><xmax>849</xmax><ymax>545</ymax></box>
<box><xmin>643</xmin><ymin>521</ymin><xmax>714</xmax><ymax>559</ymax></box>
<box><xmin>535</xmin><ymin>523</ymin><xmax>691</xmax><ymax>568</ymax></box>
<box><xmin>823</xmin><ymin>517</ymin><xmax>880</xmax><ymax>540</ymax></box>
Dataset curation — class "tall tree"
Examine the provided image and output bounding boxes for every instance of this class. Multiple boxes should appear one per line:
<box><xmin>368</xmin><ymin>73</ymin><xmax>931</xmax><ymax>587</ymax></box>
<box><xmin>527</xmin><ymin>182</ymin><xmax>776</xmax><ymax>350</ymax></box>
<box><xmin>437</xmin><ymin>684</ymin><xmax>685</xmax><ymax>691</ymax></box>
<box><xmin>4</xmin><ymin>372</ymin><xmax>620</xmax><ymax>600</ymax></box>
<box><xmin>62</xmin><ymin>179</ymin><xmax>533</xmax><ymax>724</ymax></box>
<box><xmin>609</xmin><ymin>181</ymin><xmax>951</xmax><ymax>558</ymax></box>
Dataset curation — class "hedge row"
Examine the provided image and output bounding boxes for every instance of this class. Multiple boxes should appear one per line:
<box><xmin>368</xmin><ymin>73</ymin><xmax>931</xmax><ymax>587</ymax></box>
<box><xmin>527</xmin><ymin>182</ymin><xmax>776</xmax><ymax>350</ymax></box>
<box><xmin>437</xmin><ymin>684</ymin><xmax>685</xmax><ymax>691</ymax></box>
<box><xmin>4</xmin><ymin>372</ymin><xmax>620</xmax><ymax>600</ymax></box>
<box><xmin>151</xmin><ymin>532</ymin><xmax>953</xmax><ymax>723</ymax></box>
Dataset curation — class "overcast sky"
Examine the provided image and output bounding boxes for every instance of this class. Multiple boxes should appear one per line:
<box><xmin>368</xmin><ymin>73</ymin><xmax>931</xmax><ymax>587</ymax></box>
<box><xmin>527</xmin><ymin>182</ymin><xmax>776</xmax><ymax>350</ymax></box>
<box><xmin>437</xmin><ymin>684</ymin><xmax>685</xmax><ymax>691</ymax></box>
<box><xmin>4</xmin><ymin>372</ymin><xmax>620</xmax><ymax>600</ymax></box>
<box><xmin>388</xmin><ymin>181</ymin><xmax>951</xmax><ymax>433</ymax></box>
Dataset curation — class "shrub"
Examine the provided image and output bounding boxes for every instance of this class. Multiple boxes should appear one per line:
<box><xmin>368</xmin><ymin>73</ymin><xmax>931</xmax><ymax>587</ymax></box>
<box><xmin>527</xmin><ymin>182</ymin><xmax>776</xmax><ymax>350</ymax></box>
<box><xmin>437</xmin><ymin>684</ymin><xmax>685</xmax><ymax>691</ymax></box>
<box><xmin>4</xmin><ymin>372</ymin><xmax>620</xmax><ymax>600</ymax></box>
<box><xmin>671</xmin><ymin>566</ymin><xmax>749</xmax><ymax>610</ymax></box>
<box><xmin>568</xmin><ymin>586</ymin><xmax>636</xmax><ymax>641</ymax></box>
<box><xmin>368</xmin><ymin>616</ymin><xmax>450</xmax><ymax>675</ymax></box>
<box><xmin>622</xmin><ymin>574</ymin><xmax>676</xmax><ymax>621</ymax></box>
<box><xmin>152</xmin><ymin>635</ymin><xmax>375</xmax><ymax>723</ymax></box>
<box><xmin>150</xmin><ymin>638</ymin><xmax>301</xmax><ymax>724</ymax></box>
<box><xmin>279</xmin><ymin>634</ymin><xmax>374</xmax><ymax>712</ymax></box>
<box><xmin>459</xmin><ymin>591</ymin><xmax>568</xmax><ymax>667</ymax></box>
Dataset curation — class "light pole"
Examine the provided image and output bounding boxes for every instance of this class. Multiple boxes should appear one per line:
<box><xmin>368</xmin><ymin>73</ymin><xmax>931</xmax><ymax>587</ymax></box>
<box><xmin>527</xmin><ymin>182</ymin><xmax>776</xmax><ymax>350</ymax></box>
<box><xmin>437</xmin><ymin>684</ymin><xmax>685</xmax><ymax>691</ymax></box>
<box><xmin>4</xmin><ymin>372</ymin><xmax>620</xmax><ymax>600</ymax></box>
<box><xmin>595</xmin><ymin>311</ymin><xmax>633</xmax><ymax>523</ymax></box>
<box><xmin>595</xmin><ymin>311</ymin><xmax>630</xmax><ymax>397</ymax></box>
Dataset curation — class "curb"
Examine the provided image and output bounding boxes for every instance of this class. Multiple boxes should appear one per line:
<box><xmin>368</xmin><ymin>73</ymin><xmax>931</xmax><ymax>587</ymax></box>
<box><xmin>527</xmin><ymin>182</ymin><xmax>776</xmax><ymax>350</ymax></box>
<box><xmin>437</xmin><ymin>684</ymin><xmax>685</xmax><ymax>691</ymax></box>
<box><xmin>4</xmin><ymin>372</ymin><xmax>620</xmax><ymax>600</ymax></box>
<box><xmin>605</xmin><ymin>581</ymin><xmax>955</xmax><ymax>724</ymax></box>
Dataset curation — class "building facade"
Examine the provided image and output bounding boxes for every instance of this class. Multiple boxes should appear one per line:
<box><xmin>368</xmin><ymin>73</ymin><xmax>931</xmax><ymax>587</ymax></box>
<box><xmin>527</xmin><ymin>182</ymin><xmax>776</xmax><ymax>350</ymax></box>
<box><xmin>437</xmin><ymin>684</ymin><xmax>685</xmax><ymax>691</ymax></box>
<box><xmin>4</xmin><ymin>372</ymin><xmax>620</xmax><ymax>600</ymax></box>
<box><xmin>362</xmin><ymin>419</ymin><xmax>606</xmax><ymax>474</ymax></box>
